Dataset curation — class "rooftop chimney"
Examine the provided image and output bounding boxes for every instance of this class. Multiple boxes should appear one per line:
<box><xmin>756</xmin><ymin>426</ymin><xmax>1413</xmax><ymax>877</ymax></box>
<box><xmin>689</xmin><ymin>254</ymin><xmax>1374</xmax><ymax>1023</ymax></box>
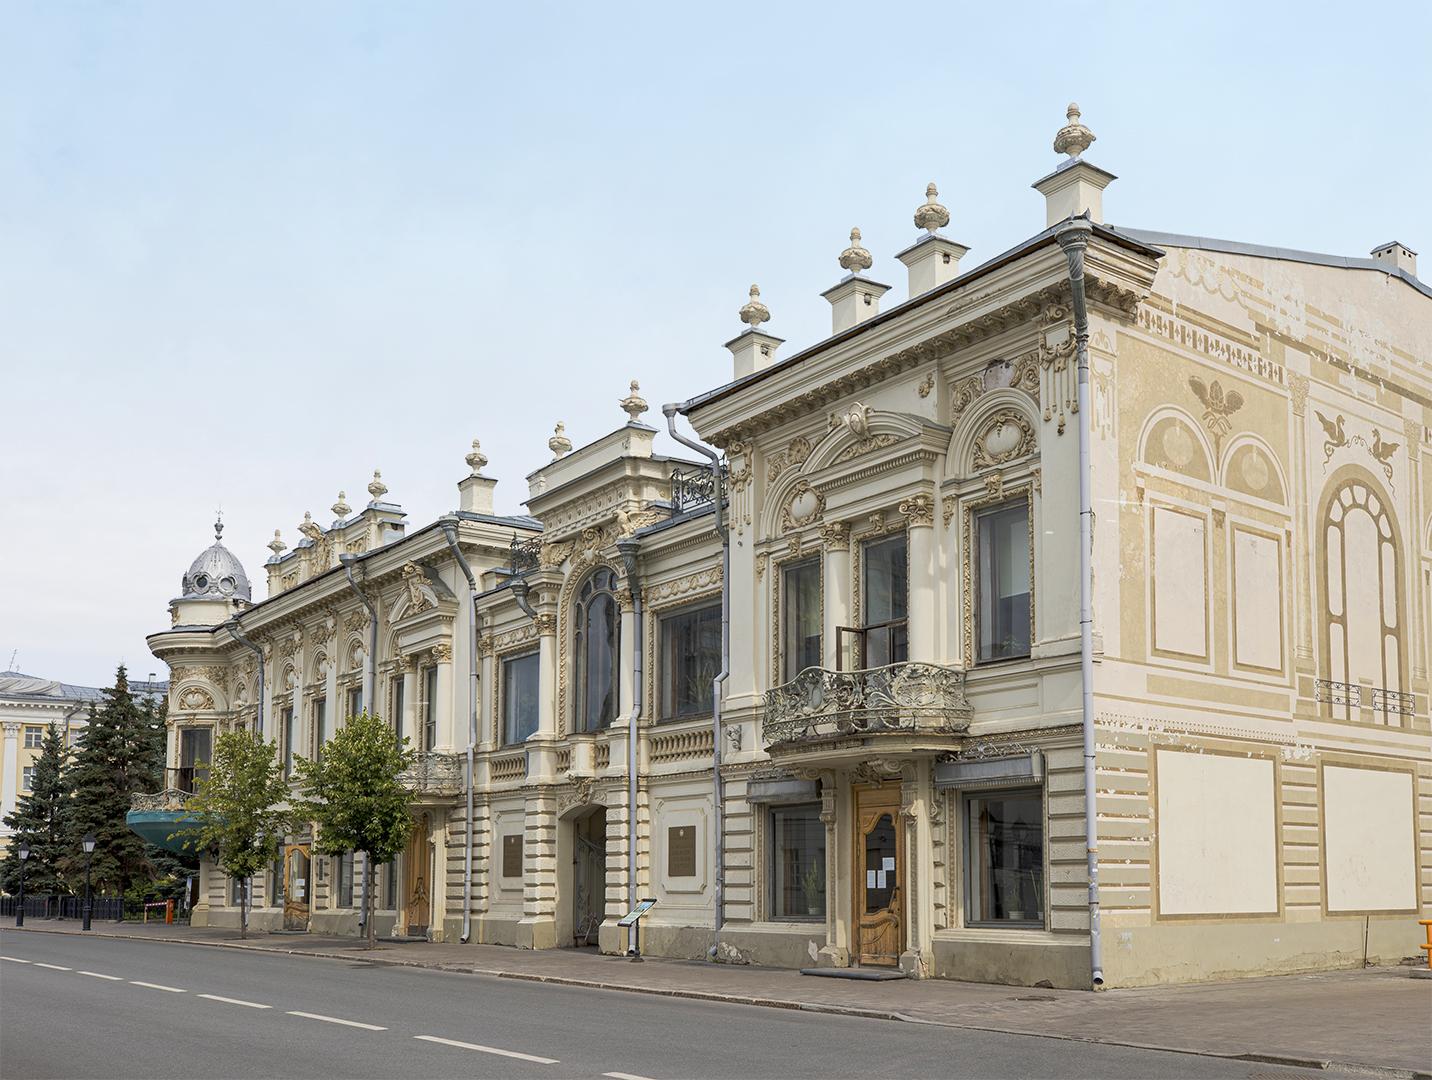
<box><xmin>822</xmin><ymin>228</ymin><xmax>891</xmax><ymax>335</ymax></box>
<box><xmin>896</xmin><ymin>184</ymin><xmax>970</xmax><ymax>297</ymax></box>
<box><xmin>457</xmin><ymin>439</ymin><xmax>497</xmax><ymax>515</ymax></box>
<box><xmin>1032</xmin><ymin>104</ymin><xmax>1115</xmax><ymax>227</ymax></box>
<box><xmin>1371</xmin><ymin>241</ymin><xmax>1417</xmax><ymax>278</ymax></box>
<box><xmin>726</xmin><ymin>285</ymin><xmax>784</xmax><ymax>379</ymax></box>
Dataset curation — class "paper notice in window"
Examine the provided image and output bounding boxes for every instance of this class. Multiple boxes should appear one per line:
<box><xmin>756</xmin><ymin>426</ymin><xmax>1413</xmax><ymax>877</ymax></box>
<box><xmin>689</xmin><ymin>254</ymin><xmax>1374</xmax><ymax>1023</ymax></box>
<box><xmin>877</xmin><ymin>870</ymin><xmax>887</xmax><ymax>888</ymax></box>
<box><xmin>882</xmin><ymin>857</ymin><xmax>895</xmax><ymax>872</ymax></box>
<box><xmin>866</xmin><ymin>870</ymin><xmax>877</xmax><ymax>889</ymax></box>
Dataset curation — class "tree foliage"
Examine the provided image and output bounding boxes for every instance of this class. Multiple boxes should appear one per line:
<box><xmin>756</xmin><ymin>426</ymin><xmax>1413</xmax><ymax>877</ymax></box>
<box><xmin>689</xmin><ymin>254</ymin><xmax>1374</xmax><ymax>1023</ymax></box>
<box><xmin>1</xmin><ymin>723</ymin><xmax>70</xmax><ymax>895</ymax></box>
<box><xmin>59</xmin><ymin>665</ymin><xmax>165</xmax><ymax>895</ymax></box>
<box><xmin>292</xmin><ymin>711</ymin><xmax>412</xmax><ymax>947</ymax></box>
<box><xmin>178</xmin><ymin>730</ymin><xmax>291</xmax><ymax>938</ymax></box>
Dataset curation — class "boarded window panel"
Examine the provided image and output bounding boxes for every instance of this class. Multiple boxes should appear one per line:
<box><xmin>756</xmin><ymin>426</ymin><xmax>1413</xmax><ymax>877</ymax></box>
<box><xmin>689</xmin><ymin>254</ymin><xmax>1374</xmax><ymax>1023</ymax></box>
<box><xmin>1152</xmin><ymin>508</ymin><xmax>1207</xmax><ymax>658</ymax></box>
<box><xmin>667</xmin><ymin>826</ymin><xmax>696</xmax><ymax>877</ymax></box>
<box><xmin>1233</xmin><ymin>528</ymin><xmax>1282</xmax><ymax>670</ymax></box>
<box><xmin>1156</xmin><ymin>750</ymin><xmax>1277</xmax><ymax>915</ymax></box>
<box><xmin>1324</xmin><ymin>766</ymin><xmax>1416</xmax><ymax>911</ymax></box>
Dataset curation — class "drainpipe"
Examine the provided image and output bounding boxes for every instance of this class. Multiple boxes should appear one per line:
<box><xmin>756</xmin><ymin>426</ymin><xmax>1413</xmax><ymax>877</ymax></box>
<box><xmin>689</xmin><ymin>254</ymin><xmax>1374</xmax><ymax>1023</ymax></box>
<box><xmin>439</xmin><ymin>516</ymin><xmax>480</xmax><ymax>945</ymax></box>
<box><xmin>338</xmin><ymin>552</ymin><xmax>379</xmax><ymax>935</ymax></box>
<box><xmin>224</xmin><ymin>618</ymin><xmax>266</xmax><ymax>737</ymax></box>
<box><xmin>1056</xmin><ymin>215</ymin><xmax>1104</xmax><ymax>988</ymax></box>
<box><xmin>615</xmin><ymin>536</ymin><xmax>643</xmax><ymax>955</ymax></box>
<box><xmin>663</xmin><ymin>403</ymin><xmax>729</xmax><ymax>961</ymax></box>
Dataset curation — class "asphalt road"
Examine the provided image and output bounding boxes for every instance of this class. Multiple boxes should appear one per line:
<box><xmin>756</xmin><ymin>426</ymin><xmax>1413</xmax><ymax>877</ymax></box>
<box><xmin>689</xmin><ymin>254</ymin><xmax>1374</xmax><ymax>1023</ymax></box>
<box><xmin>1</xmin><ymin>930</ymin><xmax>1321</xmax><ymax>1079</ymax></box>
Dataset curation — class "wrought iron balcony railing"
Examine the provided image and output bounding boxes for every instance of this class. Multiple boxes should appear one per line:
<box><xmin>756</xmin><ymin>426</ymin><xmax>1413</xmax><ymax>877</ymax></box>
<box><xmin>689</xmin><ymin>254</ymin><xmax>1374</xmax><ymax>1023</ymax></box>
<box><xmin>130</xmin><ymin>788</ymin><xmax>196</xmax><ymax>813</ymax></box>
<box><xmin>763</xmin><ymin>662</ymin><xmax>972</xmax><ymax>747</ymax></box>
<box><xmin>670</xmin><ymin>462</ymin><xmax>727</xmax><ymax>514</ymax></box>
<box><xmin>510</xmin><ymin>532</ymin><xmax>542</xmax><ymax>575</ymax></box>
<box><xmin>397</xmin><ymin>751</ymin><xmax>464</xmax><ymax>796</ymax></box>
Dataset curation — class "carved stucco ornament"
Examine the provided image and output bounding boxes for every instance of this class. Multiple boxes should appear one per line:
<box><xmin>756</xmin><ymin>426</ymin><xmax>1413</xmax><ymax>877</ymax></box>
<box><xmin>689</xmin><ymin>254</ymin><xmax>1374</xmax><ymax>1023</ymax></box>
<box><xmin>972</xmin><ymin>411</ymin><xmax>1037</xmax><ymax>470</ymax></box>
<box><xmin>839</xmin><ymin>228</ymin><xmax>873</xmax><ymax>275</ymax></box>
<box><xmin>549</xmin><ymin>422</ymin><xmax>572</xmax><ymax>459</ymax></box>
<box><xmin>332</xmin><ymin>492</ymin><xmax>351</xmax><ymax>519</ymax></box>
<box><xmin>368</xmin><ymin>469</ymin><xmax>388</xmax><ymax>500</ymax></box>
<box><xmin>913</xmin><ymin>183</ymin><xmax>950</xmax><ymax>234</ymax></box>
<box><xmin>177</xmin><ymin>686</ymin><xmax>215</xmax><ymax>711</ymax></box>
<box><xmin>465</xmin><ymin>440</ymin><xmax>488</xmax><ymax>475</ymax></box>
<box><xmin>267</xmin><ymin>530</ymin><xmax>286</xmax><ymax>556</ymax></box>
<box><xmin>1053</xmin><ymin>102</ymin><xmax>1096</xmax><ymax>160</ymax></box>
<box><xmin>781</xmin><ymin>480</ymin><xmax>826</xmax><ymax>534</ymax></box>
<box><xmin>619</xmin><ymin>381</ymin><xmax>648</xmax><ymax>422</ymax></box>
<box><xmin>739</xmin><ymin>285</ymin><xmax>770</xmax><ymax>330</ymax></box>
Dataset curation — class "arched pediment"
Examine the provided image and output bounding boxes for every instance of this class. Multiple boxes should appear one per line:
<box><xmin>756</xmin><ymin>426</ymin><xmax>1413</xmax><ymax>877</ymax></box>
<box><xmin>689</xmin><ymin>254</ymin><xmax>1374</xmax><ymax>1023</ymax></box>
<box><xmin>801</xmin><ymin>403</ymin><xmax>928</xmax><ymax>474</ymax></box>
<box><xmin>946</xmin><ymin>391</ymin><xmax>1040</xmax><ymax>480</ymax></box>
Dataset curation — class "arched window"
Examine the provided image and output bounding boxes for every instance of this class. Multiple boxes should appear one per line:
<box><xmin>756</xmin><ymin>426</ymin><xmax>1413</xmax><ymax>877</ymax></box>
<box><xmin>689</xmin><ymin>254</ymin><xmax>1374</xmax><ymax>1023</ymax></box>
<box><xmin>1320</xmin><ymin>474</ymin><xmax>1404</xmax><ymax>721</ymax></box>
<box><xmin>575</xmin><ymin>567</ymin><xmax>620</xmax><ymax>732</ymax></box>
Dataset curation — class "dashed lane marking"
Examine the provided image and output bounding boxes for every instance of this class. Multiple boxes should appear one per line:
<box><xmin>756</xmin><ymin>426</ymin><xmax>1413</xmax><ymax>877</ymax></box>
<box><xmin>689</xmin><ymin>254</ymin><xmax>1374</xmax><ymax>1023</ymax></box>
<box><xmin>130</xmin><ymin>981</ymin><xmax>186</xmax><ymax>993</ymax></box>
<box><xmin>79</xmin><ymin>971</ymin><xmax>124</xmax><ymax>980</ymax></box>
<box><xmin>199</xmin><ymin>994</ymin><xmax>271</xmax><ymax>1009</ymax></box>
<box><xmin>34</xmin><ymin>963</ymin><xmax>72</xmax><ymax>970</ymax></box>
<box><xmin>414</xmin><ymin>1035</ymin><xmax>559</xmax><ymax>1064</ymax></box>
<box><xmin>1</xmin><ymin>957</ymin><xmax>32</xmax><ymax>963</ymax></box>
<box><xmin>604</xmin><ymin>1072</ymin><xmax>659</xmax><ymax>1080</ymax></box>
<box><xmin>288</xmin><ymin>1011</ymin><xmax>386</xmax><ymax>1030</ymax></box>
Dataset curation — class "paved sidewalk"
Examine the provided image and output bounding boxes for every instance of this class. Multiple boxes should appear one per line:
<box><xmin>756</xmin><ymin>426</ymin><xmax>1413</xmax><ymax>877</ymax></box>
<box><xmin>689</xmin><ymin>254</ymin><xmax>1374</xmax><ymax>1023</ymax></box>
<box><xmin>10</xmin><ymin>920</ymin><xmax>1429</xmax><ymax>1077</ymax></box>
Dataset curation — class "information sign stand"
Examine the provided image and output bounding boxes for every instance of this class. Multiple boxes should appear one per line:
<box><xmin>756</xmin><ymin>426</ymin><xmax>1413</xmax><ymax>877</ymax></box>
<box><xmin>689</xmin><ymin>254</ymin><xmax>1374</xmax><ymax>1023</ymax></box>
<box><xmin>617</xmin><ymin>898</ymin><xmax>658</xmax><ymax>962</ymax></box>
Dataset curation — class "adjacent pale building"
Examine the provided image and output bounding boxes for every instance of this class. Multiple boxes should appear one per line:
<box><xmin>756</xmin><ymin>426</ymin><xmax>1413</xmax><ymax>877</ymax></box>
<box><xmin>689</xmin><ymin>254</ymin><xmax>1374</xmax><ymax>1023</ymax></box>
<box><xmin>138</xmin><ymin>107</ymin><xmax>1431</xmax><ymax>987</ymax></box>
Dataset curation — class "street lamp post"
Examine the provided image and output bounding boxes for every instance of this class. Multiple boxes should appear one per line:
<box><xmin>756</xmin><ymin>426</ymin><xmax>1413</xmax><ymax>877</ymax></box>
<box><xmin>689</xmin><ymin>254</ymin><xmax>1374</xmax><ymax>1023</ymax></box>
<box><xmin>15</xmin><ymin>841</ymin><xmax>30</xmax><ymax>927</ymax></box>
<box><xmin>81</xmin><ymin>831</ymin><xmax>96</xmax><ymax>931</ymax></box>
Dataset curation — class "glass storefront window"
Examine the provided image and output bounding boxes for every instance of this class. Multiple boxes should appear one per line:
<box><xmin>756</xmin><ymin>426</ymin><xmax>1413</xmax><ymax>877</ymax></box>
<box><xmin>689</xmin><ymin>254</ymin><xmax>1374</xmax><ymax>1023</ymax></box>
<box><xmin>966</xmin><ymin>789</ymin><xmax>1044</xmax><ymax>925</ymax></box>
<box><xmin>771</xmin><ymin>803</ymin><xmax>825</xmax><ymax>920</ymax></box>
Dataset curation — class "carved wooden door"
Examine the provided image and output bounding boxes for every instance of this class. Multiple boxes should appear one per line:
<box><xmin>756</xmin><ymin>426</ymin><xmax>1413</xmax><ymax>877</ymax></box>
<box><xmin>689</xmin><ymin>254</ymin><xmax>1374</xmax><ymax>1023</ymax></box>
<box><xmin>283</xmin><ymin>846</ymin><xmax>310</xmax><ymax>931</ymax></box>
<box><xmin>853</xmin><ymin>783</ymin><xmax>904</xmax><ymax>966</ymax></box>
<box><xmin>404</xmin><ymin>814</ymin><xmax>430</xmax><ymax>938</ymax></box>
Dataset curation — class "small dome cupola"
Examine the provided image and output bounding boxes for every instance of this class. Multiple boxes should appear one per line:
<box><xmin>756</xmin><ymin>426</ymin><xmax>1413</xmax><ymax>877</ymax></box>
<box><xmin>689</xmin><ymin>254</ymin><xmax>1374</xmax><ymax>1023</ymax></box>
<box><xmin>181</xmin><ymin>518</ymin><xmax>252</xmax><ymax>602</ymax></box>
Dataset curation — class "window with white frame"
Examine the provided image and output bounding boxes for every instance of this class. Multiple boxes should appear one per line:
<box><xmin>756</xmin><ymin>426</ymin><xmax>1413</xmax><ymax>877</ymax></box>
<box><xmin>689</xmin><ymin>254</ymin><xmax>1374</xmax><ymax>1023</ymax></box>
<box><xmin>502</xmin><ymin>651</ymin><xmax>540</xmax><ymax>745</ymax></box>
<box><xmin>336</xmin><ymin>852</ymin><xmax>354</xmax><ymax>908</ymax></box>
<box><xmin>23</xmin><ymin>726</ymin><xmax>43</xmax><ymax>748</ymax></box>
<box><xmin>976</xmin><ymin>501</ymin><xmax>1032</xmax><ymax>662</ymax></box>
<box><xmin>965</xmin><ymin>788</ymin><xmax>1044</xmax><ymax>925</ymax></box>
<box><xmin>660</xmin><ymin>601</ymin><xmax>721</xmax><ymax>720</ymax></box>
<box><xmin>22</xmin><ymin>765</ymin><xmax>34</xmax><ymax>791</ymax></box>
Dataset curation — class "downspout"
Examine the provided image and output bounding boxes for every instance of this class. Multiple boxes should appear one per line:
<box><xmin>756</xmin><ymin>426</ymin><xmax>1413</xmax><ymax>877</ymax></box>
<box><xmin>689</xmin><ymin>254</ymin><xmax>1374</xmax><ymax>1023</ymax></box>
<box><xmin>662</xmin><ymin>404</ymin><xmax>729</xmax><ymax>961</ymax></box>
<box><xmin>439</xmin><ymin>516</ymin><xmax>480</xmax><ymax>945</ymax></box>
<box><xmin>338</xmin><ymin>553</ymin><xmax>379</xmax><ymax>936</ymax></box>
<box><xmin>1056</xmin><ymin>215</ymin><xmax>1104</xmax><ymax>988</ymax></box>
<box><xmin>615</xmin><ymin>536</ymin><xmax>643</xmax><ymax>955</ymax></box>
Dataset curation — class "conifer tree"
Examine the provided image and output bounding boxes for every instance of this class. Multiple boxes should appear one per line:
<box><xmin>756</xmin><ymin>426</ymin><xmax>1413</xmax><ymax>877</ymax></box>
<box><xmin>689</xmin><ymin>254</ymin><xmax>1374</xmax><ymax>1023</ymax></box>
<box><xmin>0</xmin><ymin>722</ymin><xmax>71</xmax><ymax>896</ymax></box>
<box><xmin>59</xmin><ymin>665</ymin><xmax>165</xmax><ymax>896</ymax></box>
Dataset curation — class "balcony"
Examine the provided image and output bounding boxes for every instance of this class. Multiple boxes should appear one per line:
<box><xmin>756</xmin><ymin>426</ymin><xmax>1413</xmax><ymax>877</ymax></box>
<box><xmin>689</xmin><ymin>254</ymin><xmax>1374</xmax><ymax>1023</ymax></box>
<box><xmin>763</xmin><ymin>663</ymin><xmax>972</xmax><ymax>759</ymax></box>
<box><xmin>398</xmin><ymin>752</ymin><xmax>464</xmax><ymax>796</ymax></box>
<box><xmin>127</xmin><ymin>782</ymin><xmax>202</xmax><ymax>855</ymax></box>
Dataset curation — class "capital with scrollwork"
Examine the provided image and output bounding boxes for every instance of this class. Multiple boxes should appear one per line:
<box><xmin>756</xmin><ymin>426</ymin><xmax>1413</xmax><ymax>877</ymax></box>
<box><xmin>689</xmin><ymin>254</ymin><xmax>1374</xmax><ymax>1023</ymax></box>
<box><xmin>898</xmin><ymin>492</ymin><xmax>936</xmax><ymax>527</ymax></box>
<box><xmin>533</xmin><ymin>613</ymin><xmax>558</xmax><ymax>636</ymax></box>
<box><xmin>817</xmin><ymin>522</ymin><xmax>850</xmax><ymax>551</ymax></box>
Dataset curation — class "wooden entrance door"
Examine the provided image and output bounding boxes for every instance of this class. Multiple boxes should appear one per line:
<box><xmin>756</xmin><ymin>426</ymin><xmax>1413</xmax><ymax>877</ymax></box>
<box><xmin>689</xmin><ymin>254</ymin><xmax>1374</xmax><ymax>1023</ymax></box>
<box><xmin>853</xmin><ymin>783</ymin><xmax>904</xmax><ymax>966</ymax></box>
<box><xmin>283</xmin><ymin>846</ymin><xmax>310</xmax><ymax>931</ymax></box>
<box><xmin>404</xmin><ymin>814</ymin><xmax>430</xmax><ymax>938</ymax></box>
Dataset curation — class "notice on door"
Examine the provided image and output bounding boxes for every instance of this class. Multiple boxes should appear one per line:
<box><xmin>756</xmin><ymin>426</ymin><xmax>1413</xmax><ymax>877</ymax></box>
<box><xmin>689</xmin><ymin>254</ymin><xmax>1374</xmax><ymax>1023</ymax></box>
<box><xmin>866</xmin><ymin>870</ymin><xmax>877</xmax><ymax>888</ymax></box>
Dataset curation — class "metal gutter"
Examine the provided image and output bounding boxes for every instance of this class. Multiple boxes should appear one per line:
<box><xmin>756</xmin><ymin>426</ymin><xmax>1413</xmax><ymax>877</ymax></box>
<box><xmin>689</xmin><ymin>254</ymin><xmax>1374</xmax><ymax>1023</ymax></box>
<box><xmin>439</xmin><ymin>516</ymin><xmax>481</xmax><ymax>946</ymax></box>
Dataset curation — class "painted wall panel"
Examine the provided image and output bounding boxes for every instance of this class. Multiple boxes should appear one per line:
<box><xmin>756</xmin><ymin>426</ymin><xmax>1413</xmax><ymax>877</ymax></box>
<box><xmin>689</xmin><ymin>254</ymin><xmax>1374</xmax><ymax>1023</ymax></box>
<box><xmin>1323</xmin><ymin>765</ymin><xmax>1416</xmax><ymax>912</ymax></box>
<box><xmin>1152</xmin><ymin>508</ymin><xmax>1207</xmax><ymax>658</ymax></box>
<box><xmin>1233</xmin><ymin>528</ymin><xmax>1282</xmax><ymax>670</ymax></box>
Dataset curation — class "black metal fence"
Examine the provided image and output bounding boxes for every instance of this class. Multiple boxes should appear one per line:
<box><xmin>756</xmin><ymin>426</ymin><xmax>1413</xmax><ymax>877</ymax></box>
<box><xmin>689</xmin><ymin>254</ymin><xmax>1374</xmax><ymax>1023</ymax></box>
<box><xmin>0</xmin><ymin>895</ymin><xmax>125</xmax><ymax>920</ymax></box>
<box><xmin>509</xmin><ymin>532</ymin><xmax>542</xmax><ymax>575</ymax></box>
<box><xmin>670</xmin><ymin>462</ymin><xmax>726</xmax><ymax>514</ymax></box>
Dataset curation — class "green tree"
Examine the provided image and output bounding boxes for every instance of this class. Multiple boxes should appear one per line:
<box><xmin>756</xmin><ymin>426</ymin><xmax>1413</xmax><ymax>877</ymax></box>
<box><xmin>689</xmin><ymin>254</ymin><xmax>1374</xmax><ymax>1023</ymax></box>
<box><xmin>293</xmin><ymin>711</ymin><xmax>412</xmax><ymax>949</ymax></box>
<box><xmin>177</xmin><ymin>730</ymin><xmax>291</xmax><ymax>938</ymax></box>
<box><xmin>1</xmin><ymin>723</ymin><xmax>71</xmax><ymax>896</ymax></box>
<box><xmin>59</xmin><ymin>665</ymin><xmax>165</xmax><ymax>897</ymax></box>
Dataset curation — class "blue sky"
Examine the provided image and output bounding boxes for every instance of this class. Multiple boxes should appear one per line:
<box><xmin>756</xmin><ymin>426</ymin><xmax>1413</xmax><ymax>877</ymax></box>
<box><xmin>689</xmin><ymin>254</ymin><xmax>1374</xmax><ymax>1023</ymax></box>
<box><xmin>2</xmin><ymin>1</ymin><xmax>1428</xmax><ymax>686</ymax></box>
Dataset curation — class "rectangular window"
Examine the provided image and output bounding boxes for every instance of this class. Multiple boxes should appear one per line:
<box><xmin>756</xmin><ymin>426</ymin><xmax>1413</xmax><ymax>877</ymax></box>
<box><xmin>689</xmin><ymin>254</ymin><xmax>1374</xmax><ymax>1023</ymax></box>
<box><xmin>270</xmin><ymin>860</ymin><xmax>284</xmax><ymax>907</ymax></box>
<box><xmin>336</xmin><ymin>852</ymin><xmax>354</xmax><ymax>908</ymax></box>
<box><xmin>384</xmin><ymin>861</ymin><xmax>399</xmax><ymax>910</ymax></box>
<box><xmin>314</xmin><ymin>698</ymin><xmax>327</xmax><ymax>764</ymax></box>
<box><xmin>347</xmin><ymin>686</ymin><xmax>363</xmax><ymax>721</ymax></box>
<box><xmin>770</xmin><ymin>803</ymin><xmax>825</xmax><ymax>920</ymax></box>
<box><xmin>22</xmin><ymin>765</ymin><xmax>34</xmax><ymax>791</ymax></box>
<box><xmin>977</xmin><ymin>502</ymin><xmax>1031</xmax><ymax>662</ymax></box>
<box><xmin>966</xmin><ymin>789</ymin><xmax>1044</xmax><ymax>925</ymax></box>
<box><xmin>23</xmin><ymin>726</ymin><xmax>43</xmax><ymax>748</ymax></box>
<box><xmin>660</xmin><ymin>602</ymin><xmax>721</xmax><ymax>719</ymax></box>
<box><xmin>392</xmin><ymin>677</ymin><xmax>405</xmax><ymax>742</ymax></box>
<box><xmin>179</xmin><ymin>727</ymin><xmax>211</xmax><ymax>793</ymax></box>
<box><xmin>282</xmin><ymin>708</ymin><xmax>295</xmax><ymax>777</ymax></box>
<box><xmin>230</xmin><ymin>878</ymin><xmax>247</xmax><ymax>908</ymax></box>
<box><xmin>861</xmin><ymin>534</ymin><xmax>908</xmax><ymax>668</ymax></box>
<box><xmin>422</xmin><ymin>667</ymin><xmax>438</xmax><ymax>751</ymax></box>
<box><xmin>782</xmin><ymin>559</ymin><xmax>822</xmax><ymax>681</ymax></box>
<box><xmin>502</xmin><ymin>652</ymin><xmax>540</xmax><ymax>746</ymax></box>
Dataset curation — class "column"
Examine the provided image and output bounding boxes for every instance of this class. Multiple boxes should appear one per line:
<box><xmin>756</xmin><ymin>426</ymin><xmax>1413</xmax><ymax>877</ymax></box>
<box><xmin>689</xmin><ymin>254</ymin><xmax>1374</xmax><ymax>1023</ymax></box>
<box><xmin>1404</xmin><ymin>418</ymin><xmax>1427</xmax><ymax>682</ymax></box>
<box><xmin>902</xmin><ymin>493</ymin><xmax>937</xmax><ymax>663</ymax></box>
<box><xmin>401</xmin><ymin>661</ymin><xmax>418</xmax><ymax>747</ymax></box>
<box><xmin>1</xmin><ymin>722</ymin><xmax>20</xmax><ymax>828</ymax></box>
<box><xmin>820</xmin><ymin>522</ymin><xmax>851</xmax><ymax>670</ymax></box>
<box><xmin>617</xmin><ymin>589</ymin><xmax>636</xmax><ymax>723</ymax></box>
<box><xmin>433</xmin><ymin>642</ymin><xmax>454</xmax><ymax>750</ymax></box>
<box><xmin>815</xmin><ymin>769</ymin><xmax>848</xmax><ymax>967</ymax></box>
<box><xmin>1289</xmin><ymin>374</ymin><xmax>1315</xmax><ymax>665</ymax></box>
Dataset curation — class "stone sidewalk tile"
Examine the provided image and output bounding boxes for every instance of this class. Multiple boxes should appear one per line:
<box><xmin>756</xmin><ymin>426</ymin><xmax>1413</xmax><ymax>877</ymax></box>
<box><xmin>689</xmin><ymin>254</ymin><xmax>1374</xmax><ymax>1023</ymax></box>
<box><xmin>10</xmin><ymin>920</ymin><xmax>1430</xmax><ymax>1076</ymax></box>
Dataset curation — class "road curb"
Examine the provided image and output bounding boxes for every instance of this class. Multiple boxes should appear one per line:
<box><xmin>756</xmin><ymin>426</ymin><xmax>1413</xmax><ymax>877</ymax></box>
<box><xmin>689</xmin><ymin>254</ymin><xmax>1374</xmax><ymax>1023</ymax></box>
<box><xmin>6</xmin><ymin>925</ymin><xmax>1427</xmax><ymax>1078</ymax></box>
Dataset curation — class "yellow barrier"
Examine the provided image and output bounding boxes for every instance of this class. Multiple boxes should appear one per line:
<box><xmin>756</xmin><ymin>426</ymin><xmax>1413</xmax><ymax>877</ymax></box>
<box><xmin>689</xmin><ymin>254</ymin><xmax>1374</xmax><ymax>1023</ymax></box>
<box><xmin>1419</xmin><ymin>920</ymin><xmax>1431</xmax><ymax>969</ymax></box>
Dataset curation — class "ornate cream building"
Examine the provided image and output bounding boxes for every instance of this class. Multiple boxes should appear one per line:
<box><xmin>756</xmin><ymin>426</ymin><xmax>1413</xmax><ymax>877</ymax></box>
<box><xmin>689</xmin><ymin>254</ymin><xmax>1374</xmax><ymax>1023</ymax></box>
<box><xmin>138</xmin><ymin>106</ymin><xmax>1430</xmax><ymax>988</ymax></box>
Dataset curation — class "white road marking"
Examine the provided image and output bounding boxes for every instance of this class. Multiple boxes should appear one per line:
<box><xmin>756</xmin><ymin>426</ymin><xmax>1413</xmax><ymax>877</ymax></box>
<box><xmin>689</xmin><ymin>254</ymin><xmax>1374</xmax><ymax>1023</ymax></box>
<box><xmin>35</xmin><ymin>963</ymin><xmax>72</xmax><ymax>970</ymax></box>
<box><xmin>288</xmin><ymin>1011</ymin><xmax>387</xmax><ymax>1030</ymax></box>
<box><xmin>199</xmin><ymin>994</ymin><xmax>271</xmax><ymax>1009</ymax></box>
<box><xmin>80</xmin><ymin>971</ymin><xmax>123</xmax><ymax>980</ymax></box>
<box><xmin>604</xmin><ymin>1073</ymin><xmax>659</xmax><ymax>1080</ymax></box>
<box><xmin>414</xmin><ymin>1035</ymin><xmax>559</xmax><ymax>1064</ymax></box>
<box><xmin>1</xmin><ymin>957</ymin><xmax>33</xmax><ymax>963</ymax></box>
<box><xmin>130</xmin><ymin>980</ymin><xmax>186</xmax><ymax>993</ymax></box>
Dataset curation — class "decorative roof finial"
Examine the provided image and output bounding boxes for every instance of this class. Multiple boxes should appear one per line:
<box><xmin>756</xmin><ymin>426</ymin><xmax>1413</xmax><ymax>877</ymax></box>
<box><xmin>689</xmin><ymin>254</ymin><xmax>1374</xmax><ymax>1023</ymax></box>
<box><xmin>268</xmin><ymin>529</ymin><xmax>287</xmax><ymax>556</ymax></box>
<box><xmin>332</xmin><ymin>491</ymin><xmax>351</xmax><ymax>519</ymax></box>
<box><xmin>214</xmin><ymin>512</ymin><xmax>224</xmax><ymax>542</ymax></box>
<box><xmin>619</xmin><ymin>381</ymin><xmax>648</xmax><ymax>423</ymax></box>
<box><xmin>299</xmin><ymin>511</ymin><xmax>323</xmax><ymax>541</ymax></box>
<box><xmin>839</xmin><ymin>227</ymin><xmax>873</xmax><ymax>275</ymax></box>
<box><xmin>738</xmin><ymin>285</ymin><xmax>770</xmax><ymax>330</ymax></box>
<box><xmin>549</xmin><ymin>422</ymin><xmax>572</xmax><ymax>459</ymax></box>
<box><xmin>913</xmin><ymin>183</ymin><xmax>950</xmax><ymax>234</ymax></box>
<box><xmin>368</xmin><ymin>470</ymin><xmax>387</xmax><ymax>500</ymax></box>
<box><xmin>466</xmin><ymin>438</ymin><xmax>489</xmax><ymax>475</ymax></box>
<box><xmin>1053</xmin><ymin>102</ymin><xmax>1096</xmax><ymax>160</ymax></box>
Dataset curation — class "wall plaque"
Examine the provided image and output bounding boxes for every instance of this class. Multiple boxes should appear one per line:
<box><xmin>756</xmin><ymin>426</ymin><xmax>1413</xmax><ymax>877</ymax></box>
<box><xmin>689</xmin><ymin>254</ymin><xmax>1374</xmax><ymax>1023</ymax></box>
<box><xmin>502</xmin><ymin>834</ymin><xmax>523</xmax><ymax>878</ymax></box>
<box><xmin>667</xmin><ymin>825</ymin><xmax>696</xmax><ymax>878</ymax></box>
